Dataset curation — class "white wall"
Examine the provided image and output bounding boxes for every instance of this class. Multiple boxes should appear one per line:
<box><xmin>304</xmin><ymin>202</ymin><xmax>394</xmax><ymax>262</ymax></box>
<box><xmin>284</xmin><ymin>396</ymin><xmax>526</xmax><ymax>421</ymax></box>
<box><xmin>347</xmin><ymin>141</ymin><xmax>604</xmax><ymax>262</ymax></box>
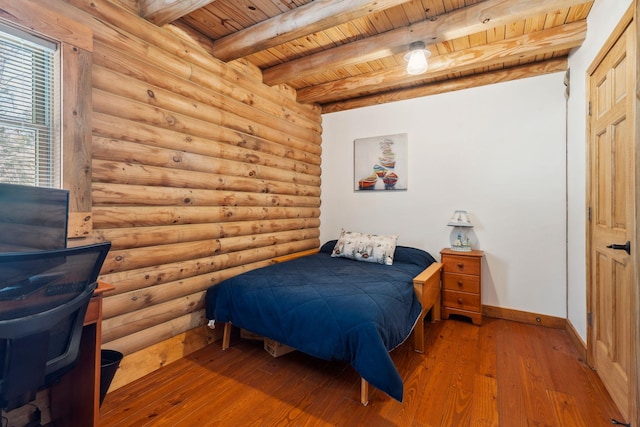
<box><xmin>566</xmin><ymin>0</ymin><xmax>632</xmax><ymax>341</ymax></box>
<box><xmin>321</xmin><ymin>73</ymin><xmax>568</xmax><ymax>317</ymax></box>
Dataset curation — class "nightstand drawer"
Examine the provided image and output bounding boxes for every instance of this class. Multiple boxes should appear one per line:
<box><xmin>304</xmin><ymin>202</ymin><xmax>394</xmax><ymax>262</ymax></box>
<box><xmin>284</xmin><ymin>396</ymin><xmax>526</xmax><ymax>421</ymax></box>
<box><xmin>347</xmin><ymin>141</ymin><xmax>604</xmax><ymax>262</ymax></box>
<box><xmin>443</xmin><ymin>273</ymin><xmax>480</xmax><ymax>293</ymax></box>
<box><xmin>442</xmin><ymin>254</ymin><xmax>481</xmax><ymax>275</ymax></box>
<box><xmin>443</xmin><ymin>289</ymin><xmax>480</xmax><ymax>312</ymax></box>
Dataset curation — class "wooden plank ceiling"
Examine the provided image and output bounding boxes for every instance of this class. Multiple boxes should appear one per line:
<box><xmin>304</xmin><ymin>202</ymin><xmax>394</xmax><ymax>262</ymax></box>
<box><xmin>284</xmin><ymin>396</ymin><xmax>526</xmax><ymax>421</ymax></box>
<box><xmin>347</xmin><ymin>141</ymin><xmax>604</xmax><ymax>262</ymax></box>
<box><xmin>138</xmin><ymin>0</ymin><xmax>593</xmax><ymax>112</ymax></box>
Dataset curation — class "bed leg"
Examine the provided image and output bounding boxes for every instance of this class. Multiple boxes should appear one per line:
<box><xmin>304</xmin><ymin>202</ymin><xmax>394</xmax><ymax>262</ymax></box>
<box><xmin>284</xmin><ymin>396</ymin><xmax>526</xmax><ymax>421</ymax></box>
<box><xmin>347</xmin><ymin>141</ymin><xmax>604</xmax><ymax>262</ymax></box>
<box><xmin>433</xmin><ymin>296</ymin><xmax>441</xmax><ymax>322</ymax></box>
<box><xmin>360</xmin><ymin>378</ymin><xmax>370</xmax><ymax>406</ymax></box>
<box><xmin>222</xmin><ymin>322</ymin><xmax>231</xmax><ymax>350</ymax></box>
<box><xmin>413</xmin><ymin>311</ymin><xmax>426</xmax><ymax>353</ymax></box>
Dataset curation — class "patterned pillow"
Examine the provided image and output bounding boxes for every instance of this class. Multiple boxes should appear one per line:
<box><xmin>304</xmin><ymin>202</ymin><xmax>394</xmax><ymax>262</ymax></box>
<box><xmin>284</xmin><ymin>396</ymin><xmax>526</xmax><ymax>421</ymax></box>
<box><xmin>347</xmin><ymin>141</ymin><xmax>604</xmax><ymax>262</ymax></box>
<box><xmin>331</xmin><ymin>229</ymin><xmax>398</xmax><ymax>265</ymax></box>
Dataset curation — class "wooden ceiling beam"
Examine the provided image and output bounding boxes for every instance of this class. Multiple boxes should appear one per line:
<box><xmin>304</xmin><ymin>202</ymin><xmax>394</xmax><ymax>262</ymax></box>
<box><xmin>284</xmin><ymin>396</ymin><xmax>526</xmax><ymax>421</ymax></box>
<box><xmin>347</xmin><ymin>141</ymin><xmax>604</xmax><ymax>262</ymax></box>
<box><xmin>321</xmin><ymin>58</ymin><xmax>568</xmax><ymax>113</ymax></box>
<box><xmin>211</xmin><ymin>0</ymin><xmax>412</xmax><ymax>62</ymax></box>
<box><xmin>263</xmin><ymin>0</ymin><xmax>591</xmax><ymax>86</ymax></box>
<box><xmin>140</xmin><ymin>0</ymin><xmax>217</xmax><ymax>26</ymax></box>
<box><xmin>296</xmin><ymin>21</ymin><xmax>586</xmax><ymax>104</ymax></box>
<box><xmin>331</xmin><ymin>60</ymin><xmax>568</xmax><ymax>112</ymax></box>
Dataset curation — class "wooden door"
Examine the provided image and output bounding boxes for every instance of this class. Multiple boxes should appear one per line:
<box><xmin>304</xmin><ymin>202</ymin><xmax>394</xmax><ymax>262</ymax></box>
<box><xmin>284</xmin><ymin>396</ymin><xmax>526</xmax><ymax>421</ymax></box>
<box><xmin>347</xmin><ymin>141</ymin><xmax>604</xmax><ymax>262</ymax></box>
<box><xmin>587</xmin><ymin>9</ymin><xmax>637</xmax><ymax>424</ymax></box>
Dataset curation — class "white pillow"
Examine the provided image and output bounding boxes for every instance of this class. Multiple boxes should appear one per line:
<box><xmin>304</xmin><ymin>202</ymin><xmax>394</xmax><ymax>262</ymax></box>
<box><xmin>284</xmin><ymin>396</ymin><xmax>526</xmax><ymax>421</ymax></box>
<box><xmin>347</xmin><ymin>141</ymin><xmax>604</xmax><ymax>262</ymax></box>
<box><xmin>331</xmin><ymin>229</ymin><xmax>398</xmax><ymax>265</ymax></box>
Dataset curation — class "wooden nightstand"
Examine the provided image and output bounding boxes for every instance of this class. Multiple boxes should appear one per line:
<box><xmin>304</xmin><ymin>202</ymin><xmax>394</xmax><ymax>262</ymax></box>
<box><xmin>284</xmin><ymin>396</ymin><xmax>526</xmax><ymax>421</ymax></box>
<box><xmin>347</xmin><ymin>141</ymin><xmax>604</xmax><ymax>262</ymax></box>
<box><xmin>440</xmin><ymin>248</ymin><xmax>484</xmax><ymax>325</ymax></box>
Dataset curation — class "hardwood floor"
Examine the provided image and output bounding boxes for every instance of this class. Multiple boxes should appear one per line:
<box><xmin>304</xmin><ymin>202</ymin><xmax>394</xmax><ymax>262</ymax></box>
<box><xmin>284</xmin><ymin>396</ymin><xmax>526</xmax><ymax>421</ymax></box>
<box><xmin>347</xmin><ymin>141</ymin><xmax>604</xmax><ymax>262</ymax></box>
<box><xmin>99</xmin><ymin>317</ymin><xmax>624</xmax><ymax>426</ymax></box>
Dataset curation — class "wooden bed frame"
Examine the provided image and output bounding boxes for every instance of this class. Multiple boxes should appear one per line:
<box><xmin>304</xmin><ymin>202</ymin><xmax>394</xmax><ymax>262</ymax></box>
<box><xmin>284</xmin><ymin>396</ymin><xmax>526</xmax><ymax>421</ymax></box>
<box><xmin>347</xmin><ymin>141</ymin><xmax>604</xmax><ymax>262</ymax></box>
<box><xmin>219</xmin><ymin>249</ymin><xmax>443</xmax><ymax>406</ymax></box>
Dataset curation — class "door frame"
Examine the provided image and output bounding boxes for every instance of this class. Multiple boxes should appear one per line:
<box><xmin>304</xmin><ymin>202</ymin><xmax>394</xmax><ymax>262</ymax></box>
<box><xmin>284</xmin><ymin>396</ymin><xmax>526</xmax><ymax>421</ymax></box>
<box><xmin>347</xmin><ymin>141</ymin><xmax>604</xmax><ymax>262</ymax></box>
<box><xmin>585</xmin><ymin>3</ymin><xmax>638</xmax><ymax>425</ymax></box>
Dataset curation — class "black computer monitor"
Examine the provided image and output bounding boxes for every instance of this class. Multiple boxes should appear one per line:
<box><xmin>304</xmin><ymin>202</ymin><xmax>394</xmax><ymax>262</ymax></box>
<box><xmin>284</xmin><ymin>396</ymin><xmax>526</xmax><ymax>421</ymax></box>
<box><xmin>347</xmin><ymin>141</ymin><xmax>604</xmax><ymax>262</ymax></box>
<box><xmin>0</xmin><ymin>183</ymin><xmax>69</xmax><ymax>252</ymax></box>
<box><xmin>0</xmin><ymin>242</ymin><xmax>111</xmax><ymax>411</ymax></box>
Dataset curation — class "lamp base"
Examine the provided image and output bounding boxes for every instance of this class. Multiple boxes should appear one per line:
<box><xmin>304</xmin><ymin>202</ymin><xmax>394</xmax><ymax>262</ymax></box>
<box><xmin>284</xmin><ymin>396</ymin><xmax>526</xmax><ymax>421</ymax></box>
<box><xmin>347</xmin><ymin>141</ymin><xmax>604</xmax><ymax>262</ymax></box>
<box><xmin>449</xmin><ymin>225</ymin><xmax>475</xmax><ymax>252</ymax></box>
<box><xmin>450</xmin><ymin>245</ymin><xmax>472</xmax><ymax>252</ymax></box>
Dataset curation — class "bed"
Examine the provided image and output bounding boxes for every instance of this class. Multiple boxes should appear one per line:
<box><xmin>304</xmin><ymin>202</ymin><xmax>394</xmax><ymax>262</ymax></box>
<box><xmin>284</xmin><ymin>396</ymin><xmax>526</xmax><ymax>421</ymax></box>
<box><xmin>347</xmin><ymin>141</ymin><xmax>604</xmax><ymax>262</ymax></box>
<box><xmin>205</xmin><ymin>239</ymin><xmax>442</xmax><ymax>405</ymax></box>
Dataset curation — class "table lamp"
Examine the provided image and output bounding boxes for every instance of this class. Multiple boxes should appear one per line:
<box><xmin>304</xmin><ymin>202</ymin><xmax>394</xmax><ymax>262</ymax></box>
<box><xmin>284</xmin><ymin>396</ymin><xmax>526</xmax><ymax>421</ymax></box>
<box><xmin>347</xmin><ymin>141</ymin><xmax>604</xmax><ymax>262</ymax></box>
<box><xmin>447</xmin><ymin>210</ymin><xmax>473</xmax><ymax>252</ymax></box>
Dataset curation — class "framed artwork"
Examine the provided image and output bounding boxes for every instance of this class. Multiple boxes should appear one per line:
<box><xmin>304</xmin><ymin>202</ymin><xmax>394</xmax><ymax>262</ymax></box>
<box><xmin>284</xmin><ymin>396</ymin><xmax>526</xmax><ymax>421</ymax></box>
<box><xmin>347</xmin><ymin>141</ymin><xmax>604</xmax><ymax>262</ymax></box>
<box><xmin>354</xmin><ymin>133</ymin><xmax>408</xmax><ymax>191</ymax></box>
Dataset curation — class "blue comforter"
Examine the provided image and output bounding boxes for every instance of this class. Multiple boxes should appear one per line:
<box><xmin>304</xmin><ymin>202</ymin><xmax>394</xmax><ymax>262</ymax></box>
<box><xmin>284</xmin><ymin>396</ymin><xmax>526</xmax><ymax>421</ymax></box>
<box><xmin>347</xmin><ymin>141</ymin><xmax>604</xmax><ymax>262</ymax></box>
<box><xmin>205</xmin><ymin>241</ymin><xmax>436</xmax><ymax>402</ymax></box>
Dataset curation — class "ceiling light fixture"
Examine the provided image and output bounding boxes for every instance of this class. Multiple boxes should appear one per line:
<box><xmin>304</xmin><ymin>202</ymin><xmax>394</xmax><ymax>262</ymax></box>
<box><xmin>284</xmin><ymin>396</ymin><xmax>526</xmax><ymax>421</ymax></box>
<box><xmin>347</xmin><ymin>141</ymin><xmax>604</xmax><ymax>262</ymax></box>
<box><xmin>404</xmin><ymin>41</ymin><xmax>430</xmax><ymax>75</ymax></box>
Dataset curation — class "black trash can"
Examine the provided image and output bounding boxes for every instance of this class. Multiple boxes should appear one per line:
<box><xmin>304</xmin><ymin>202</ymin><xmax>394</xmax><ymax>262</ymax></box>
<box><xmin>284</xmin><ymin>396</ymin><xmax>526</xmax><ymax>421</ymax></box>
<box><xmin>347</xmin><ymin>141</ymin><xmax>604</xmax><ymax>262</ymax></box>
<box><xmin>99</xmin><ymin>349</ymin><xmax>123</xmax><ymax>406</ymax></box>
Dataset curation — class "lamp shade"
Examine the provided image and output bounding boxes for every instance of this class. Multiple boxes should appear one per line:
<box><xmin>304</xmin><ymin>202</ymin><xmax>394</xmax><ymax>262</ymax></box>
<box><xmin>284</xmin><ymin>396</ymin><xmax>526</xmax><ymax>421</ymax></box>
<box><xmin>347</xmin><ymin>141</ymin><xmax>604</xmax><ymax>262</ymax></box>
<box><xmin>404</xmin><ymin>41</ymin><xmax>430</xmax><ymax>75</ymax></box>
<box><xmin>447</xmin><ymin>210</ymin><xmax>473</xmax><ymax>227</ymax></box>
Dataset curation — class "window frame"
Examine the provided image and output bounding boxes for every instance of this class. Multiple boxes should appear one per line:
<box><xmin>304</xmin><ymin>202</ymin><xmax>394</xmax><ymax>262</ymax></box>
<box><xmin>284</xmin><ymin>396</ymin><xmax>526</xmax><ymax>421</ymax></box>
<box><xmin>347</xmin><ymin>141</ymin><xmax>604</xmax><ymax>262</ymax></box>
<box><xmin>0</xmin><ymin>22</ymin><xmax>60</xmax><ymax>188</ymax></box>
<box><xmin>0</xmin><ymin>1</ymin><xmax>94</xmax><ymax>238</ymax></box>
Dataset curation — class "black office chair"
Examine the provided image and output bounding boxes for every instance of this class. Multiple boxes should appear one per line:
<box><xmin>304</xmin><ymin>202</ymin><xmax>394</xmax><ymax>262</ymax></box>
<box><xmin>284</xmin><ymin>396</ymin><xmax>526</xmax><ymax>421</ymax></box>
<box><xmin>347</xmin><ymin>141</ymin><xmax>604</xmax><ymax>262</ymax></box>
<box><xmin>0</xmin><ymin>242</ymin><xmax>111</xmax><ymax>411</ymax></box>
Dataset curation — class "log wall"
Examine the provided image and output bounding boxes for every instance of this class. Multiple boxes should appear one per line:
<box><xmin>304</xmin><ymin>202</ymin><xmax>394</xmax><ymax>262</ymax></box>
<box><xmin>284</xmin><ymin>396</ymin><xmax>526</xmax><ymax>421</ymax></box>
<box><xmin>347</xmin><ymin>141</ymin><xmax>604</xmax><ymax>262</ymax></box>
<box><xmin>46</xmin><ymin>0</ymin><xmax>321</xmax><ymax>389</ymax></box>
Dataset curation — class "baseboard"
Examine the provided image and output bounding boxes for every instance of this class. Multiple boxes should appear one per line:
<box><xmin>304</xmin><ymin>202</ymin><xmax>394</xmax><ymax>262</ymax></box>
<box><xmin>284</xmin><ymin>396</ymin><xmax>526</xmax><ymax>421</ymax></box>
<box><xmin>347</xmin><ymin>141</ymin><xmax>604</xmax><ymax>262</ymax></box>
<box><xmin>482</xmin><ymin>305</ymin><xmax>589</xmax><ymax>362</ymax></box>
<box><xmin>565</xmin><ymin>319</ymin><xmax>588</xmax><ymax>361</ymax></box>
<box><xmin>109</xmin><ymin>324</ymin><xmax>221</xmax><ymax>392</ymax></box>
<box><xmin>482</xmin><ymin>304</ymin><xmax>566</xmax><ymax>329</ymax></box>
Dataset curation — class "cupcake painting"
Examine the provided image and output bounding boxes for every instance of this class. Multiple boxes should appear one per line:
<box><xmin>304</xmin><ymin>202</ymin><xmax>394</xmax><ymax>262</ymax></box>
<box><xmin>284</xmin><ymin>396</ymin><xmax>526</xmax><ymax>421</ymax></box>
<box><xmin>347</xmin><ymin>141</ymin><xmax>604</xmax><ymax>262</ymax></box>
<box><xmin>354</xmin><ymin>133</ymin><xmax>408</xmax><ymax>191</ymax></box>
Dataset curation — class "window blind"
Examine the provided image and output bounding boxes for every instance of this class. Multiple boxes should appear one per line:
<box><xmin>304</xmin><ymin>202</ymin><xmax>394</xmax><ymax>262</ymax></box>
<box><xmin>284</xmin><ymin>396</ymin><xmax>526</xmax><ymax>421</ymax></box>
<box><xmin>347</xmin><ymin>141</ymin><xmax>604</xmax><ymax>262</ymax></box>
<box><xmin>0</xmin><ymin>23</ymin><xmax>60</xmax><ymax>188</ymax></box>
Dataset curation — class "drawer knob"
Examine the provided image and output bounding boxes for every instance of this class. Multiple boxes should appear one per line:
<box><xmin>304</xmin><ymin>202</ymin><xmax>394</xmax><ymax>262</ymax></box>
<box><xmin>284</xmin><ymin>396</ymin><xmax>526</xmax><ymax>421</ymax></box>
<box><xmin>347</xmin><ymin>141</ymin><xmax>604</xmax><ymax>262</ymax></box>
<box><xmin>457</xmin><ymin>280</ymin><xmax>463</xmax><ymax>287</ymax></box>
<box><xmin>457</xmin><ymin>262</ymin><xmax>464</xmax><ymax>269</ymax></box>
<box><xmin>457</xmin><ymin>298</ymin><xmax>463</xmax><ymax>304</ymax></box>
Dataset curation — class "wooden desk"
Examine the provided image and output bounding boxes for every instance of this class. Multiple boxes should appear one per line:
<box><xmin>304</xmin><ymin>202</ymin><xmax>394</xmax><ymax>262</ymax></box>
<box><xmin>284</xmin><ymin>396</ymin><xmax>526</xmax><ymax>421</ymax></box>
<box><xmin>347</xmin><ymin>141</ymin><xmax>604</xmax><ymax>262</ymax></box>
<box><xmin>50</xmin><ymin>281</ymin><xmax>114</xmax><ymax>427</ymax></box>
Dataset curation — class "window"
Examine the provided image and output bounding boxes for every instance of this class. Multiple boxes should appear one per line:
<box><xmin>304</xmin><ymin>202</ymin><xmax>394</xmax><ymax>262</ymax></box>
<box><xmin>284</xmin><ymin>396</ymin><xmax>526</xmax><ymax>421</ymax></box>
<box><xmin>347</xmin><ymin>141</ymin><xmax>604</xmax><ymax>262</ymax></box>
<box><xmin>0</xmin><ymin>23</ymin><xmax>60</xmax><ymax>188</ymax></box>
<box><xmin>0</xmin><ymin>2</ymin><xmax>93</xmax><ymax>238</ymax></box>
